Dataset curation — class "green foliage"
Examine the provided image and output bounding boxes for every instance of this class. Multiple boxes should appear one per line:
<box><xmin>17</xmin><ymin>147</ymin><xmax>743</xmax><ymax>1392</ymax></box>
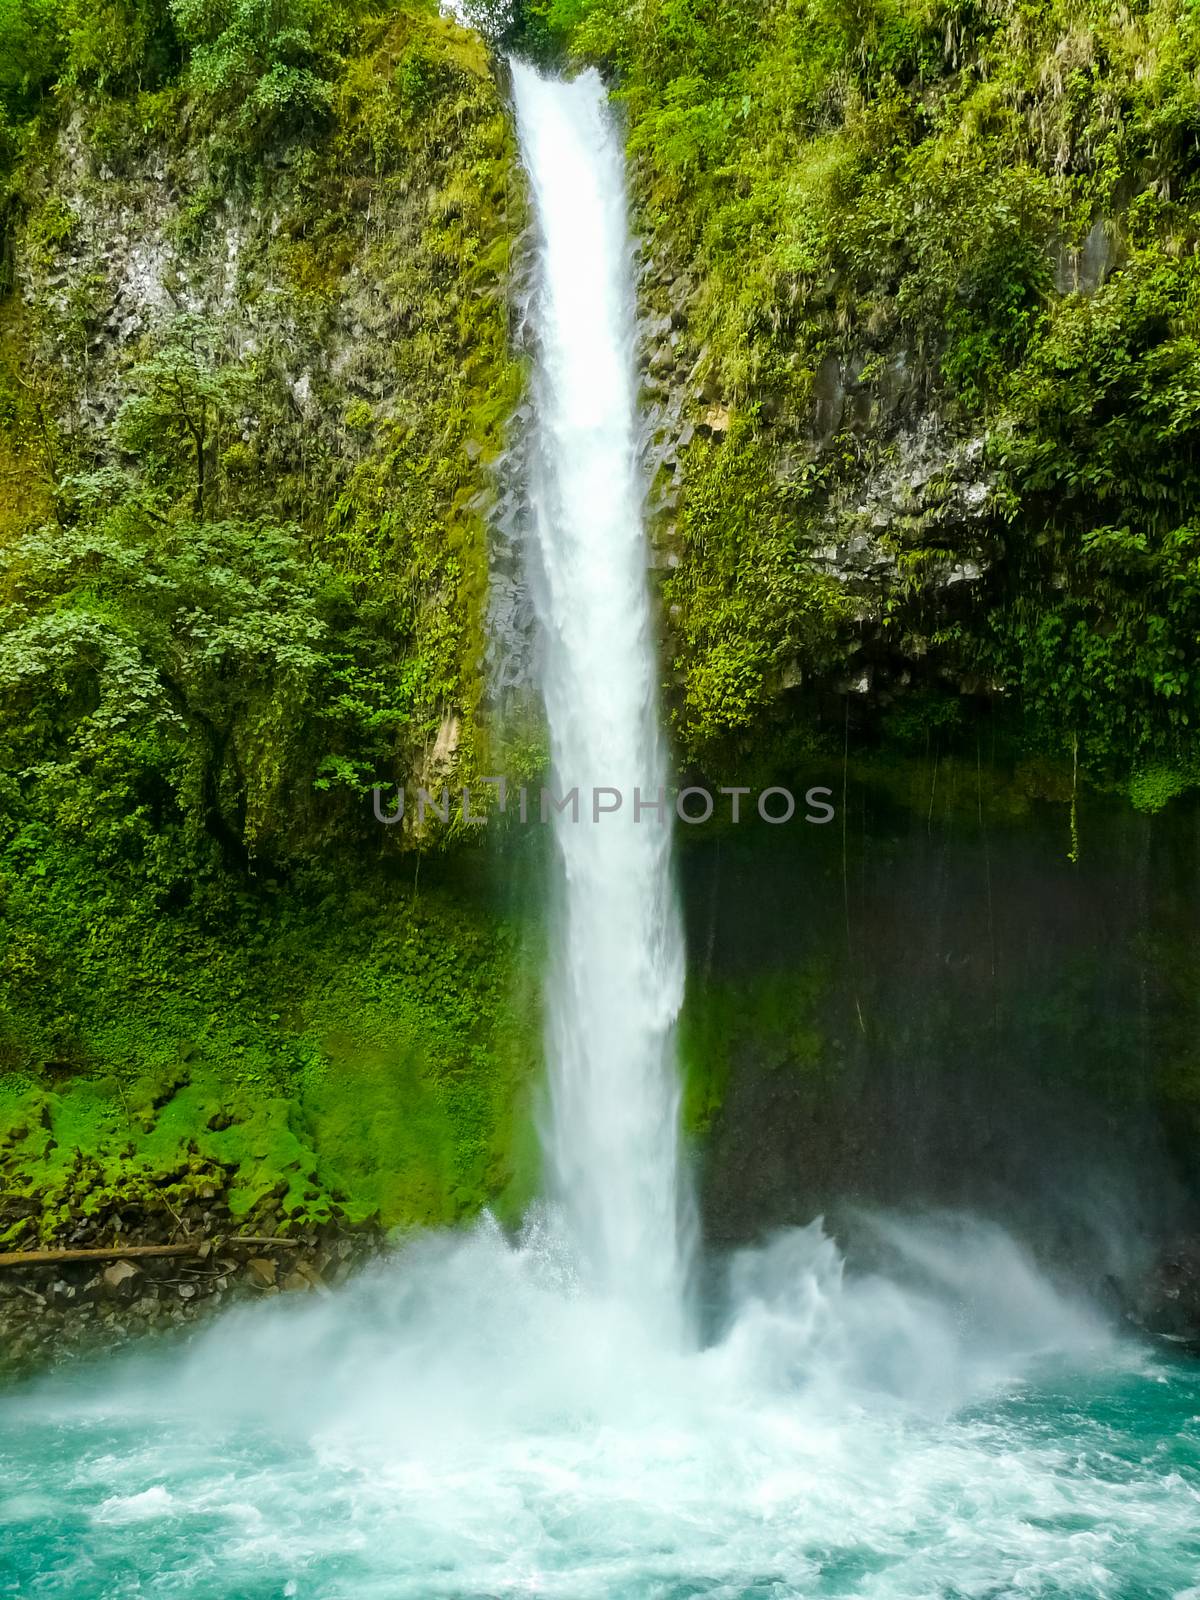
<box><xmin>545</xmin><ymin>0</ymin><xmax>1200</xmax><ymax>778</ymax></box>
<box><xmin>984</xmin><ymin>254</ymin><xmax>1200</xmax><ymax>773</ymax></box>
<box><xmin>115</xmin><ymin>315</ymin><xmax>253</xmax><ymax>515</ymax></box>
<box><xmin>58</xmin><ymin>0</ymin><xmax>180</xmax><ymax>91</ymax></box>
<box><xmin>1128</xmin><ymin>761</ymin><xmax>1200</xmax><ymax>815</ymax></box>
<box><xmin>0</xmin><ymin>498</ymin><xmax>421</xmax><ymax>895</ymax></box>
<box><xmin>0</xmin><ymin>876</ymin><xmax>543</xmax><ymax>1241</ymax></box>
<box><xmin>880</xmin><ymin>688</ymin><xmax>964</xmax><ymax>748</ymax></box>
<box><xmin>0</xmin><ymin>0</ymin><xmax>531</xmax><ymax>1240</ymax></box>
<box><xmin>664</xmin><ymin>421</ymin><xmax>852</xmax><ymax>755</ymax></box>
<box><xmin>0</xmin><ymin>0</ymin><xmax>61</xmax><ymax>118</ymax></box>
<box><xmin>0</xmin><ymin>0</ymin><xmax>521</xmax><ymax>919</ymax></box>
<box><xmin>170</xmin><ymin>0</ymin><xmax>347</xmax><ymax>143</ymax></box>
<box><xmin>1</xmin><ymin>0</ymin><xmax>180</xmax><ymax>113</ymax></box>
<box><xmin>555</xmin><ymin>0</ymin><xmax>1141</xmax><ymax>404</ymax></box>
<box><xmin>22</xmin><ymin>193</ymin><xmax>77</xmax><ymax>268</ymax></box>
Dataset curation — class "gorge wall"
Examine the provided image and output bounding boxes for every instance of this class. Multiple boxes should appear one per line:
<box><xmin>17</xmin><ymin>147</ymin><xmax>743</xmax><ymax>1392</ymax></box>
<box><xmin>2</xmin><ymin>0</ymin><xmax>1200</xmax><ymax>1336</ymax></box>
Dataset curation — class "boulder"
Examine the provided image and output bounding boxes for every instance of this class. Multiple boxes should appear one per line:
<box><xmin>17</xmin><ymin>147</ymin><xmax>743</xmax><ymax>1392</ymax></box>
<box><xmin>245</xmin><ymin>1257</ymin><xmax>277</xmax><ymax>1289</ymax></box>
<box><xmin>101</xmin><ymin>1260</ymin><xmax>141</xmax><ymax>1301</ymax></box>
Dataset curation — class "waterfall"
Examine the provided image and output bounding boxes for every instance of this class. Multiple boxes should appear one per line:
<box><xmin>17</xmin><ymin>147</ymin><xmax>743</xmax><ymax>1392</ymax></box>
<box><xmin>5</xmin><ymin>55</ymin><xmax>1184</xmax><ymax>1600</ymax></box>
<box><xmin>510</xmin><ymin>63</ymin><xmax>690</xmax><ymax>1339</ymax></box>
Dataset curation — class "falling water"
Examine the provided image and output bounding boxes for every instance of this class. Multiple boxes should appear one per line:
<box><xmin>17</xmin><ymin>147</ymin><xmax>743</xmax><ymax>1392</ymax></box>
<box><xmin>510</xmin><ymin>63</ymin><xmax>690</xmax><ymax>1335</ymax></box>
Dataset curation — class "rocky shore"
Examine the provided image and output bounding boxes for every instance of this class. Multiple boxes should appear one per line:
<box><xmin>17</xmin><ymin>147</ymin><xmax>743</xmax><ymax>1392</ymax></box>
<box><xmin>0</xmin><ymin>1194</ymin><xmax>381</xmax><ymax>1377</ymax></box>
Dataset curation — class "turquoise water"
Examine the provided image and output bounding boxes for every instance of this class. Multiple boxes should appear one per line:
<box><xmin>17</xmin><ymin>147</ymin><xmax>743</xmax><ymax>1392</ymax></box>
<box><xmin>2</xmin><ymin>1216</ymin><xmax>1199</xmax><ymax>1599</ymax></box>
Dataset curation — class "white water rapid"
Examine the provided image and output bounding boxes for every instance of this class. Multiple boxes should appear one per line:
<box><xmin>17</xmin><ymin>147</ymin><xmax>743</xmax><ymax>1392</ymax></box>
<box><xmin>511</xmin><ymin>63</ymin><xmax>690</xmax><ymax>1338</ymax></box>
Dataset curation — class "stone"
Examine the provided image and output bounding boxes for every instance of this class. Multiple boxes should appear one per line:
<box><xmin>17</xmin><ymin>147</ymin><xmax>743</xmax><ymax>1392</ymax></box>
<box><xmin>246</xmin><ymin>1257</ymin><xmax>277</xmax><ymax>1289</ymax></box>
<box><xmin>946</xmin><ymin>561</ymin><xmax>984</xmax><ymax>586</ymax></box>
<box><xmin>812</xmin><ymin>352</ymin><xmax>845</xmax><ymax>441</ymax></box>
<box><xmin>101</xmin><ymin>1260</ymin><xmax>141</xmax><ymax>1301</ymax></box>
<box><xmin>701</xmin><ymin>403</ymin><xmax>731</xmax><ymax>438</ymax></box>
<box><xmin>1055</xmin><ymin>218</ymin><xmax>1116</xmax><ymax>296</ymax></box>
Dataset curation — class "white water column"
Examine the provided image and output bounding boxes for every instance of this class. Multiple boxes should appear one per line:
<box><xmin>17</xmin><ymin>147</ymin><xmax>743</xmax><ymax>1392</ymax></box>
<box><xmin>511</xmin><ymin>63</ymin><xmax>691</xmax><ymax>1342</ymax></box>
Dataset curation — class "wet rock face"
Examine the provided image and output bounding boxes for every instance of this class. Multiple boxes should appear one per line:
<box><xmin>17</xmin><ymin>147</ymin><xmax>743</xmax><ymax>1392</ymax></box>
<box><xmin>22</xmin><ymin>124</ymin><xmax>390</xmax><ymax>467</ymax></box>
<box><xmin>25</xmin><ymin>124</ymin><xmax>247</xmax><ymax>432</ymax></box>
<box><xmin>631</xmin><ymin>236</ymin><xmax>1003</xmax><ymax>723</ymax></box>
<box><xmin>1054</xmin><ymin>219</ymin><xmax>1119</xmax><ymax>296</ymax></box>
<box><xmin>484</xmin><ymin>412</ymin><xmax>540</xmax><ymax>705</ymax></box>
<box><xmin>810</xmin><ymin>419</ymin><xmax>994</xmax><ymax>588</ymax></box>
<box><xmin>682</xmin><ymin>800</ymin><xmax>1200</xmax><ymax>1289</ymax></box>
<box><xmin>1134</xmin><ymin>1240</ymin><xmax>1200</xmax><ymax>1346</ymax></box>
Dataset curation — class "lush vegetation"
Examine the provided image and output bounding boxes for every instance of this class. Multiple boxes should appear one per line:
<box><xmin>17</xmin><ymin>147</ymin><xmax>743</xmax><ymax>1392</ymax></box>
<box><xmin>4</xmin><ymin>0</ymin><xmax>1200</xmax><ymax>1247</ymax></box>
<box><xmin>0</xmin><ymin>868</ymin><xmax>543</xmax><ymax>1246</ymax></box>
<box><xmin>1</xmin><ymin>0</ymin><xmax>535</xmax><ymax>1234</ymax></box>
<box><xmin>495</xmin><ymin>0</ymin><xmax>1200</xmax><ymax>797</ymax></box>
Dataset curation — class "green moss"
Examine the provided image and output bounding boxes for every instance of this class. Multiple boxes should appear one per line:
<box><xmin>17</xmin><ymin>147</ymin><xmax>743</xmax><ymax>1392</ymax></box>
<box><xmin>679</xmin><ymin>961</ymin><xmax>834</xmax><ymax>1136</ymax></box>
<box><xmin>22</xmin><ymin>194</ymin><xmax>77</xmax><ymax>269</ymax></box>
<box><xmin>0</xmin><ymin>869</ymin><xmax>543</xmax><ymax>1246</ymax></box>
<box><xmin>281</xmin><ymin>7</ymin><xmax>528</xmax><ymax>787</ymax></box>
<box><xmin>662</xmin><ymin>419</ymin><xmax>854</xmax><ymax>762</ymax></box>
<box><xmin>0</xmin><ymin>313</ymin><xmax>54</xmax><ymax>546</ymax></box>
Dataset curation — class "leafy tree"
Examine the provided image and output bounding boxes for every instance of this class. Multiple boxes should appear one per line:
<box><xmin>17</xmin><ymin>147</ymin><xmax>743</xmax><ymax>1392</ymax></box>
<box><xmin>115</xmin><ymin>317</ymin><xmax>253</xmax><ymax>518</ymax></box>
<box><xmin>0</xmin><ymin>489</ymin><xmax>415</xmax><ymax>901</ymax></box>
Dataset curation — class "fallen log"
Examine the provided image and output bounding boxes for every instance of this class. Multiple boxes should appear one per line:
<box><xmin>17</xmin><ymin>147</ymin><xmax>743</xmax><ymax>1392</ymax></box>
<box><xmin>0</xmin><ymin>1238</ymin><xmax>304</xmax><ymax>1268</ymax></box>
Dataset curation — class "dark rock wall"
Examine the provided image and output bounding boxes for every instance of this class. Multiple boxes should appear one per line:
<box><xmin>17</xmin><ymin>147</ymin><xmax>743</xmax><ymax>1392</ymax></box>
<box><xmin>680</xmin><ymin>778</ymin><xmax>1200</xmax><ymax>1288</ymax></box>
